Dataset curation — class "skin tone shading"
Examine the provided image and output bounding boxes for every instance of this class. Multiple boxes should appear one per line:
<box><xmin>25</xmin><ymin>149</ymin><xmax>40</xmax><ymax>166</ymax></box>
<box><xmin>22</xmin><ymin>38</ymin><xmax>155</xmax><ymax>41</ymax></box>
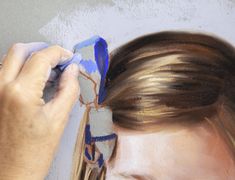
<box><xmin>106</xmin><ymin>119</ymin><xmax>235</xmax><ymax>180</ymax></box>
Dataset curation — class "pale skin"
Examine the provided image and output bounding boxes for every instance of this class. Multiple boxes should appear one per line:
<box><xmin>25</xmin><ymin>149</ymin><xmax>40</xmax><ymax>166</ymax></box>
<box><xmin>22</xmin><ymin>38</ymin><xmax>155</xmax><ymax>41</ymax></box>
<box><xmin>106</xmin><ymin>121</ymin><xmax>235</xmax><ymax>180</ymax></box>
<box><xmin>0</xmin><ymin>43</ymin><xmax>80</xmax><ymax>179</ymax></box>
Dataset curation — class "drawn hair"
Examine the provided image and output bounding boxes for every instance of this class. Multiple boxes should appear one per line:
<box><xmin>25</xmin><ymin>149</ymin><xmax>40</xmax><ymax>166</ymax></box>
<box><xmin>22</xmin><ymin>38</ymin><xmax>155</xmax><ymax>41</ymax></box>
<box><xmin>71</xmin><ymin>31</ymin><xmax>235</xmax><ymax>179</ymax></box>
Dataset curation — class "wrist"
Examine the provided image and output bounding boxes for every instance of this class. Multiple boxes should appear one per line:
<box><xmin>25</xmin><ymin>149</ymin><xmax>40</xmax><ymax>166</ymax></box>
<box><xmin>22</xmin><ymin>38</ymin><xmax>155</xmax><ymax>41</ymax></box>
<box><xmin>0</xmin><ymin>164</ymin><xmax>43</xmax><ymax>180</ymax></box>
<box><xmin>0</xmin><ymin>145</ymin><xmax>51</xmax><ymax>180</ymax></box>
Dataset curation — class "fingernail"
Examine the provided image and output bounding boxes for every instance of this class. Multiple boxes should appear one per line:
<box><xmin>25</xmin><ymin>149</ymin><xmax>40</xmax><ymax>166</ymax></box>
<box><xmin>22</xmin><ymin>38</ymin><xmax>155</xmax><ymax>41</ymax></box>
<box><xmin>65</xmin><ymin>49</ymin><xmax>73</xmax><ymax>56</ymax></box>
<box><xmin>61</xmin><ymin>49</ymin><xmax>74</xmax><ymax>61</ymax></box>
<box><xmin>66</xmin><ymin>63</ymin><xmax>79</xmax><ymax>76</ymax></box>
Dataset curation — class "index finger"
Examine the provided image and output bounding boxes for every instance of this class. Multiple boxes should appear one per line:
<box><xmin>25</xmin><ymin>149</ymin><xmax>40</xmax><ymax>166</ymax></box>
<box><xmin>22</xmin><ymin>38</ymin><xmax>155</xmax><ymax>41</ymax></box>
<box><xmin>17</xmin><ymin>45</ymin><xmax>73</xmax><ymax>91</ymax></box>
<box><xmin>0</xmin><ymin>42</ymin><xmax>48</xmax><ymax>84</ymax></box>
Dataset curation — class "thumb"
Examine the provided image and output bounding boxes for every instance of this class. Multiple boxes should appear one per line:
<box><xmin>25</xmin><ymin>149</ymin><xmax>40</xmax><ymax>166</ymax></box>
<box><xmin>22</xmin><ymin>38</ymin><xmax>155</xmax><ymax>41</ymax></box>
<box><xmin>44</xmin><ymin>63</ymin><xmax>80</xmax><ymax>124</ymax></box>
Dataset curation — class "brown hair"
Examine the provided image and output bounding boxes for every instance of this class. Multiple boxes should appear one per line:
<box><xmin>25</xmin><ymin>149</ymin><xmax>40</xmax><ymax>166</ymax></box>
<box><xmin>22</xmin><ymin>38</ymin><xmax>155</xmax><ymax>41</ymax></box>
<box><xmin>72</xmin><ymin>31</ymin><xmax>235</xmax><ymax>179</ymax></box>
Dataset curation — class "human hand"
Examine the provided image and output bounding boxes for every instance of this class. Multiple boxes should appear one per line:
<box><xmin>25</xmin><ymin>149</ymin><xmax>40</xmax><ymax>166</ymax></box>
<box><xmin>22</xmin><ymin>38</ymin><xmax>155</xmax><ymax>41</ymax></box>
<box><xmin>0</xmin><ymin>43</ymin><xmax>80</xmax><ymax>179</ymax></box>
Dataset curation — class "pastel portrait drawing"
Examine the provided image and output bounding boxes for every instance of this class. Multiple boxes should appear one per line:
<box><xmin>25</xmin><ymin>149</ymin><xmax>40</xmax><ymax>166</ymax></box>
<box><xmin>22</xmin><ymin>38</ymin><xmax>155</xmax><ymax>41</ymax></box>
<box><xmin>70</xmin><ymin>31</ymin><xmax>235</xmax><ymax>180</ymax></box>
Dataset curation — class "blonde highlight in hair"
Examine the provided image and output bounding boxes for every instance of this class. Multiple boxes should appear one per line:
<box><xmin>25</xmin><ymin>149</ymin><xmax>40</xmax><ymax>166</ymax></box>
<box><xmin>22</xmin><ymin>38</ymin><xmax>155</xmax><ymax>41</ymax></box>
<box><xmin>72</xmin><ymin>31</ymin><xmax>235</xmax><ymax>179</ymax></box>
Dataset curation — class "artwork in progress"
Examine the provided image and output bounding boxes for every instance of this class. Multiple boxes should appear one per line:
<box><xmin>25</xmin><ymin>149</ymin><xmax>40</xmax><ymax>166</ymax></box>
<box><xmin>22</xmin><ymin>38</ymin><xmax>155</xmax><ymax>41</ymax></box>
<box><xmin>0</xmin><ymin>31</ymin><xmax>234</xmax><ymax>179</ymax></box>
<box><xmin>59</xmin><ymin>31</ymin><xmax>235</xmax><ymax>180</ymax></box>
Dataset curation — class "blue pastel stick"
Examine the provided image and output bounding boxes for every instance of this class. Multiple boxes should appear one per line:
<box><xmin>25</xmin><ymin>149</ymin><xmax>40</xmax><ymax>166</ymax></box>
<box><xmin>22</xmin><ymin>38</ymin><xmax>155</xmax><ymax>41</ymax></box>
<box><xmin>56</xmin><ymin>54</ymin><xmax>82</xmax><ymax>72</ymax></box>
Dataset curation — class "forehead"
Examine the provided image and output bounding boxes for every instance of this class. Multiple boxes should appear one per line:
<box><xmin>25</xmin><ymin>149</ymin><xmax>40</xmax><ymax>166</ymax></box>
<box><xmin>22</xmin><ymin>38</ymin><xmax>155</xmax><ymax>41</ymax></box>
<box><xmin>106</xmin><ymin>124</ymin><xmax>235</xmax><ymax>179</ymax></box>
